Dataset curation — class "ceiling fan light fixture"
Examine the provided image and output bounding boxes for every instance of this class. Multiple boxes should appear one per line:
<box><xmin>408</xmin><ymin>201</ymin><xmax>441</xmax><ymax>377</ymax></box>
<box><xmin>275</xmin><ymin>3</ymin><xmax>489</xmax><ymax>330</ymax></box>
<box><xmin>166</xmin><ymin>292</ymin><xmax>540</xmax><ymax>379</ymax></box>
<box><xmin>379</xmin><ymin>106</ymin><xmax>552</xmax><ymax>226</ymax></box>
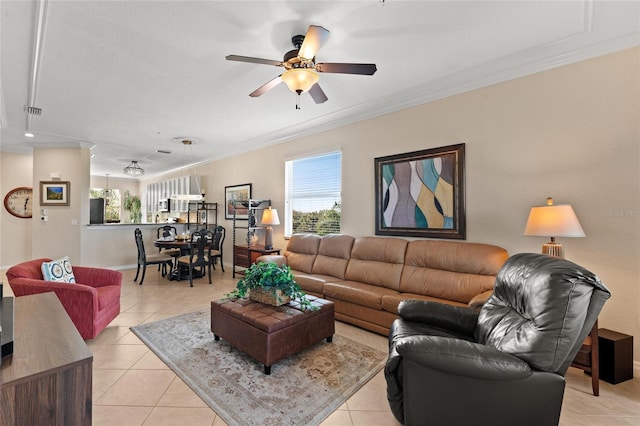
<box><xmin>282</xmin><ymin>68</ymin><xmax>319</xmax><ymax>94</ymax></box>
<box><xmin>124</xmin><ymin>160</ymin><xmax>145</xmax><ymax>176</ymax></box>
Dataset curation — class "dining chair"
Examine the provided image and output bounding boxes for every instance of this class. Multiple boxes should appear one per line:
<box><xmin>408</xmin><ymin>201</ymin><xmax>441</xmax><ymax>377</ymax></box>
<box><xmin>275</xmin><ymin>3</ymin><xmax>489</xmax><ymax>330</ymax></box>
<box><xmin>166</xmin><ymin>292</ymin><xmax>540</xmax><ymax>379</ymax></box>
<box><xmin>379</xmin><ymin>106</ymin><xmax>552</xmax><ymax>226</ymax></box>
<box><xmin>177</xmin><ymin>230</ymin><xmax>213</xmax><ymax>287</ymax></box>
<box><xmin>210</xmin><ymin>225</ymin><xmax>225</xmax><ymax>272</ymax></box>
<box><xmin>156</xmin><ymin>225</ymin><xmax>181</xmax><ymax>273</ymax></box>
<box><xmin>156</xmin><ymin>225</ymin><xmax>181</xmax><ymax>255</ymax></box>
<box><xmin>134</xmin><ymin>228</ymin><xmax>174</xmax><ymax>285</ymax></box>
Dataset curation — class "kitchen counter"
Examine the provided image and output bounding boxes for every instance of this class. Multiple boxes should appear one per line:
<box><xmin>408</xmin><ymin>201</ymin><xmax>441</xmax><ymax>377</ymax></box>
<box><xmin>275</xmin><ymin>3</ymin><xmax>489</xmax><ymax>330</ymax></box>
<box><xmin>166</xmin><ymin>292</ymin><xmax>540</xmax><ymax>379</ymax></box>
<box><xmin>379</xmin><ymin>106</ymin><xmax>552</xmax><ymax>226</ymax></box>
<box><xmin>83</xmin><ymin>223</ymin><xmax>187</xmax><ymax>268</ymax></box>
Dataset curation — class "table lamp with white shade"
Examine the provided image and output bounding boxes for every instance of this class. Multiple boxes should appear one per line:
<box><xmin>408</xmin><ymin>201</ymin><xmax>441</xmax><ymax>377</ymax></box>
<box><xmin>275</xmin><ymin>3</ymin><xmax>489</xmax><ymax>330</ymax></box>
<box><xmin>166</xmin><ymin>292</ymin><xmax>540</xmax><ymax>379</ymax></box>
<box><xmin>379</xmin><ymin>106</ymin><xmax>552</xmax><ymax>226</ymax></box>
<box><xmin>261</xmin><ymin>207</ymin><xmax>280</xmax><ymax>250</ymax></box>
<box><xmin>523</xmin><ymin>197</ymin><xmax>585</xmax><ymax>258</ymax></box>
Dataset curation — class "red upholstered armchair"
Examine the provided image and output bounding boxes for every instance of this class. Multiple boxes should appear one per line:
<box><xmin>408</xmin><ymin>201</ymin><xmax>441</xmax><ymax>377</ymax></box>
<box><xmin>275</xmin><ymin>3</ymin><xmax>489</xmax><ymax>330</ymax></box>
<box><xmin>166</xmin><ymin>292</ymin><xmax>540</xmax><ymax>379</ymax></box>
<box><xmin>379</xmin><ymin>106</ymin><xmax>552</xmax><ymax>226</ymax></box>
<box><xmin>6</xmin><ymin>258</ymin><xmax>122</xmax><ymax>339</ymax></box>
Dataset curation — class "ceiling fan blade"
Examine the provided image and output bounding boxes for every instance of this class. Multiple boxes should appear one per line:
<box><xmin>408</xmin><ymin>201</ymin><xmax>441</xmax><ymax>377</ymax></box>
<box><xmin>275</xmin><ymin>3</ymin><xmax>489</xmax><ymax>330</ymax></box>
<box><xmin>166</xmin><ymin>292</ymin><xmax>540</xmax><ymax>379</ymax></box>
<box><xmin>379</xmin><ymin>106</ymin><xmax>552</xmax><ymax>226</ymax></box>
<box><xmin>298</xmin><ymin>25</ymin><xmax>330</xmax><ymax>61</ymax></box>
<box><xmin>249</xmin><ymin>75</ymin><xmax>283</xmax><ymax>97</ymax></box>
<box><xmin>309</xmin><ymin>83</ymin><xmax>328</xmax><ymax>104</ymax></box>
<box><xmin>226</xmin><ymin>55</ymin><xmax>283</xmax><ymax>67</ymax></box>
<box><xmin>316</xmin><ymin>63</ymin><xmax>377</xmax><ymax>75</ymax></box>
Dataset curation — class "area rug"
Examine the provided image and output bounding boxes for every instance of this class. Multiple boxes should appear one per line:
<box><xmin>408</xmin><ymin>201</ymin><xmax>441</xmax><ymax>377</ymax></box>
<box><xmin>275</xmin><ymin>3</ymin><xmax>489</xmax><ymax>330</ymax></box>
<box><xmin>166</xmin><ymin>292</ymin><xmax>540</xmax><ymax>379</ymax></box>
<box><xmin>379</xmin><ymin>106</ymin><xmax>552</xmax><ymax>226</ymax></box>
<box><xmin>130</xmin><ymin>309</ymin><xmax>387</xmax><ymax>426</ymax></box>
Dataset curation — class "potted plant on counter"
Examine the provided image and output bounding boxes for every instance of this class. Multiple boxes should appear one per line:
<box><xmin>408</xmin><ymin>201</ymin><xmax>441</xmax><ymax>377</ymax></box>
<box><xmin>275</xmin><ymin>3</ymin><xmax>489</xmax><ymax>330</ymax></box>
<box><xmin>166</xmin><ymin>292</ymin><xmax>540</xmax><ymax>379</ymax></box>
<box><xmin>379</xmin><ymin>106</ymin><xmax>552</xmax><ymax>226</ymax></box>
<box><xmin>227</xmin><ymin>262</ymin><xmax>317</xmax><ymax>311</ymax></box>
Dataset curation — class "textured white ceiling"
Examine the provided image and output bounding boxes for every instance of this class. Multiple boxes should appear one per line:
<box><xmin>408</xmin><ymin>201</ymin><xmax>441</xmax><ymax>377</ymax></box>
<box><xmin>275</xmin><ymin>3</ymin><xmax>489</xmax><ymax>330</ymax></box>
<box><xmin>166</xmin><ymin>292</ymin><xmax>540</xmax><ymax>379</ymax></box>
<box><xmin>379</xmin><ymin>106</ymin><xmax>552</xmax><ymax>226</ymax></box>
<box><xmin>1</xmin><ymin>1</ymin><xmax>638</xmax><ymax>178</ymax></box>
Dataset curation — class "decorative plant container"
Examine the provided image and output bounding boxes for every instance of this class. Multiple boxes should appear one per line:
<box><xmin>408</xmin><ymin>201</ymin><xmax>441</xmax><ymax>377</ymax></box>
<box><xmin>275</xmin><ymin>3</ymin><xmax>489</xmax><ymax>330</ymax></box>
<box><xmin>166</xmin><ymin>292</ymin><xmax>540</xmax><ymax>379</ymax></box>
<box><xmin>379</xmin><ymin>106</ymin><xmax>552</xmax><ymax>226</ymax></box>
<box><xmin>249</xmin><ymin>288</ymin><xmax>291</xmax><ymax>306</ymax></box>
<box><xmin>226</xmin><ymin>262</ymin><xmax>317</xmax><ymax>311</ymax></box>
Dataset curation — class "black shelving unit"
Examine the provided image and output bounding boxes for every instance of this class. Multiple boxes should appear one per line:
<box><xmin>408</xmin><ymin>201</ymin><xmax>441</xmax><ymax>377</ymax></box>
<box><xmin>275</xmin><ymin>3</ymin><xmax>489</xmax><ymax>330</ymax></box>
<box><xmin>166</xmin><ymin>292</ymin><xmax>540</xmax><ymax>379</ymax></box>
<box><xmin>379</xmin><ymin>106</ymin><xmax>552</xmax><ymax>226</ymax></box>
<box><xmin>186</xmin><ymin>201</ymin><xmax>218</xmax><ymax>234</ymax></box>
<box><xmin>232</xmin><ymin>199</ymin><xmax>281</xmax><ymax>278</ymax></box>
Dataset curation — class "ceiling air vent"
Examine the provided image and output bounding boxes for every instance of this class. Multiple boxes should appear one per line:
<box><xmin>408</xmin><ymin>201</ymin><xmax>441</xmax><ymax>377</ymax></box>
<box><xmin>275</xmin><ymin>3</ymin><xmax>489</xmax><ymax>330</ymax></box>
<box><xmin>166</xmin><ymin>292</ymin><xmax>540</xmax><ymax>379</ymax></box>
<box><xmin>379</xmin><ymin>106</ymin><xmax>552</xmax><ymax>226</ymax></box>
<box><xmin>156</xmin><ymin>150</ymin><xmax>172</xmax><ymax>154</ymax></box>
<box><xmin>25</xmin><ymin>106</ymin><xmax>42</xmax><ymax>115</ymax></box>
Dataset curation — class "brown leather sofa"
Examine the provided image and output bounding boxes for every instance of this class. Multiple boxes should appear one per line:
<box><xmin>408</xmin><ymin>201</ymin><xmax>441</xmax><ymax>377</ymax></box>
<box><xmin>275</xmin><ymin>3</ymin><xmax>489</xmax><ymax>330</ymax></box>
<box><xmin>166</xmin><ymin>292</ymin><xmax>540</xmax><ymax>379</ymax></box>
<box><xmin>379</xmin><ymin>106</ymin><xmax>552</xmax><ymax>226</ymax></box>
<box><xmin>259</xmin><ymin>234</ymin><xmax>509</xmax><ymax>335</ymax></box>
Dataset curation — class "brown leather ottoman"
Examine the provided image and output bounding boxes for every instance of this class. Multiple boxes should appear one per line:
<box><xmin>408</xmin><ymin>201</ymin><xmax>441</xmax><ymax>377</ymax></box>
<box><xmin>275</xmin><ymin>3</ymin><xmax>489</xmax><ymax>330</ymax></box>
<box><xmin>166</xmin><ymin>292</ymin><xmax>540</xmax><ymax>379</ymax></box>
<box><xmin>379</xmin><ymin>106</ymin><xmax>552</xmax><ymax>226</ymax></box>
<box><xmin>210</xmin><ymin>295</ymin><xmax>335</xmax><ymax>374</ymax></box>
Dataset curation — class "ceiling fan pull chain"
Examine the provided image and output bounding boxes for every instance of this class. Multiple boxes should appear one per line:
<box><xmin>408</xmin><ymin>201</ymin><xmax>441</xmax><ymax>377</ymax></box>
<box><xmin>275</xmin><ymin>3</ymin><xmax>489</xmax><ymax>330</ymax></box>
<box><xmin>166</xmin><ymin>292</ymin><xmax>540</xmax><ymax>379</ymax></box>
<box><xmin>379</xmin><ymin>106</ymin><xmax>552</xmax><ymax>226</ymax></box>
<box><xmin>296</xmin><ymin>92</ymin><xmax>301</xmax><ymax>110</ymax></box>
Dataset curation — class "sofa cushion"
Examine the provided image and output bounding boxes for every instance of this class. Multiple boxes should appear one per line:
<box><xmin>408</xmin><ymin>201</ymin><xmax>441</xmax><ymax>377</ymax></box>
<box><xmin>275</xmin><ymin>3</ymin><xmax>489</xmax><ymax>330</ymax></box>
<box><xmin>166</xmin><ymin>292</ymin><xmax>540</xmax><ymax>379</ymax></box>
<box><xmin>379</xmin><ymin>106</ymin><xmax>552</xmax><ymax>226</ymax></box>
<box><xmin>285</xmin><ymin>234</ymin><xmax>321</xmax><ymax>274</ymax></box>
<box><xmin>324</xmin><ymin>280</ymin><xmax>399</xmax><ymax>310</ymax></box>
<box><xmin>400</xmin><ymin>241</ymin><xmax>508</xmax><ymax>304</ymax></box>
<box><xmin>381</xmin><ymin>293</ymin><xmax>467</xmax><ymax>314</ymax></box>
<box><xmin>312</xmin><ymin>234</ymin><xmax>355</xmax><ymax>280</ymax></box>
<box><xmin>292</xmin><ymin>273</ymin><xmax>329</xmax><ymax>295</ymax></box>
<box><xmin>41</xmin><ymin>256</ymin><xmax>76</xmax><ymax>283</ymax></box>
<box><xmin>331</xmin><ymin>299</ymin><xmax>399</xmax><ymax>333</ymax></box>
<box><xmin>345</xmin><ymin>237</ymin><xmax>407</xmax><ymax>290</ymax></box>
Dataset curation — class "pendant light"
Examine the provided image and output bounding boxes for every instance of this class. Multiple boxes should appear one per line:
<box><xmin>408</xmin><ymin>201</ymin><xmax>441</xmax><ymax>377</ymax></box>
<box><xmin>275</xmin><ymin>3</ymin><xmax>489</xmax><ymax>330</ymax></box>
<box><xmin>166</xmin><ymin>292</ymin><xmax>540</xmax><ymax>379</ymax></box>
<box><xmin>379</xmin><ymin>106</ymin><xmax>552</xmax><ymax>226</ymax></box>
<box><xmin>171</xmin><ymin>139</ymin><xmax>203</xmax><ymax>201</ymax></box>
<box><xmin>124</xmin><ymin>160</ymin><xmax>145</xmax><ymax>176</ymax></box>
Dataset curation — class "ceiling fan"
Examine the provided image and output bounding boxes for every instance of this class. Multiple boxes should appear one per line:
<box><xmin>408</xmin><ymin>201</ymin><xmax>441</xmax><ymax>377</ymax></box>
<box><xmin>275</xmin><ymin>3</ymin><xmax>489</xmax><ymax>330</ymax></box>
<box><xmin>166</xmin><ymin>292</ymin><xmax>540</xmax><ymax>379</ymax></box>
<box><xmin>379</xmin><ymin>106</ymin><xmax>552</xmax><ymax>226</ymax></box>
<box><xmin>226</xmin><ymin>25</ymin><xmax>377</xmax><ymax>107</ymax></box>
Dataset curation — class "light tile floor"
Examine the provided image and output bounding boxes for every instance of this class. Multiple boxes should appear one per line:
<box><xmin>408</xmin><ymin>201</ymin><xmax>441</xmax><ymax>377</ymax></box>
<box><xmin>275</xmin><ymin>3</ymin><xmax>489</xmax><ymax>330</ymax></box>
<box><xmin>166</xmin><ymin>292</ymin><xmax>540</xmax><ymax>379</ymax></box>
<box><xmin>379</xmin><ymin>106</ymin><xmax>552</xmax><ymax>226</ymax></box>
<box><xmin>3</xmin><ymin>266</ymin><xmax>639</xmax><ymax>425</ymax></box>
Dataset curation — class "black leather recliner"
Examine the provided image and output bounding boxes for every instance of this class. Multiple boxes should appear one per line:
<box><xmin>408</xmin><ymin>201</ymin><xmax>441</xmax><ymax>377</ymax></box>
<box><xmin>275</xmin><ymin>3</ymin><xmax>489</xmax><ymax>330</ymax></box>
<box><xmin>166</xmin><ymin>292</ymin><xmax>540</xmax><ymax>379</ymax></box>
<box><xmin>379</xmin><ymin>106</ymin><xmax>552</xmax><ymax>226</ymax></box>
<box><xmin>385</xmin><ymin>253</ymin><xmax>611</xmax><ymax>426</ymax></box>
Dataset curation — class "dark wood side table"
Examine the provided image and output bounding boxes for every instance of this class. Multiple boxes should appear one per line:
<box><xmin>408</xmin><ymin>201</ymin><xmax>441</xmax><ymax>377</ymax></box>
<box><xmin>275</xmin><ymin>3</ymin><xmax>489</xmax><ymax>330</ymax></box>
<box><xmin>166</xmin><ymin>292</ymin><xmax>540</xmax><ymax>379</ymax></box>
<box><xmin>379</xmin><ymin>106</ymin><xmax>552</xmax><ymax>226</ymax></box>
<box><xmin>570</xmin><ymin>321</ymin><xmax>600</xmax><ymax>396</ymax></box>
<box><xmin>0</xmin><ymin>292</ymin><xmax>93</xmax><ymax>425</ymax></box>
<box><xmin>233</xmin><ymin>244</ymin><xmax>281</xmax><ymax>277</ymax></box>
<box><xmin>598</xmin><ymin>328</ymin><xmax>633</xmax><ymax>384</ymax></box>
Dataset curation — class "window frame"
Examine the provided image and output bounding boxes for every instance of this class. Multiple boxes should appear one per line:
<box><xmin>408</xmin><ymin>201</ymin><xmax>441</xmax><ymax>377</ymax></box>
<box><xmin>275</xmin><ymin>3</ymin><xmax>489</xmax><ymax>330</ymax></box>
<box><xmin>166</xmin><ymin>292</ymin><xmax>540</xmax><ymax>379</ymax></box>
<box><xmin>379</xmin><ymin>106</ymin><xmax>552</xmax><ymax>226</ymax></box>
<box><xmin>284</xmin><ymin>150</ymin><xmax>342</xmax><ymax>237</ymax></box>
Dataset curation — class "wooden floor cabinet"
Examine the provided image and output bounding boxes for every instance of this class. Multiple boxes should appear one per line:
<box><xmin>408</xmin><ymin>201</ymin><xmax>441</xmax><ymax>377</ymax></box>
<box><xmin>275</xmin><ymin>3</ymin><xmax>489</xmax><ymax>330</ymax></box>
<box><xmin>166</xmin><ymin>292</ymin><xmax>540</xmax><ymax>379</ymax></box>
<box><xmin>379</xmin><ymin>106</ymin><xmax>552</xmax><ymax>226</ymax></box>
<box><xmin>0</xmin><ymin>293</ymin><xmax>93</xmax><ymax>426</ymax></box>
<box><xmin>233</xmin><ymin>245</ymin><xmax>281</xmax><ymax>277</ymax></box>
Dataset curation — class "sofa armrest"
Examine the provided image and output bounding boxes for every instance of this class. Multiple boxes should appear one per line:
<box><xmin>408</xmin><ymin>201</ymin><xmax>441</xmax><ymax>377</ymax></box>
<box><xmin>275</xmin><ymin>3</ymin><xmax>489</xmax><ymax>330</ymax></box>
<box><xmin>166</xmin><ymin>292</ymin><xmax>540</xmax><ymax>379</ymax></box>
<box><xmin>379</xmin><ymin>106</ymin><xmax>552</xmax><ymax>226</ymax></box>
<box><xmin>73</xmin><ymin>266</ymin><xmax>123</xmax><ymax>288</ymax></box>
<box><xmin>398</xmin><ymin>299</ymin><xmax>478</xmax><ymax>336</ymax></box>
<box><xmin>396</xmin><ymin>335</ymin><xmax>532</xmax><ymax>381</ymax></box>
<box><xmin>256</xmin><ymin>255</ymin><xmax>287</xmax><ymax>266</ymax></box>
<box><xmin>468</xmin><ymin>289</ymin><xmax>494</xmax><ymax>311</ymax></box>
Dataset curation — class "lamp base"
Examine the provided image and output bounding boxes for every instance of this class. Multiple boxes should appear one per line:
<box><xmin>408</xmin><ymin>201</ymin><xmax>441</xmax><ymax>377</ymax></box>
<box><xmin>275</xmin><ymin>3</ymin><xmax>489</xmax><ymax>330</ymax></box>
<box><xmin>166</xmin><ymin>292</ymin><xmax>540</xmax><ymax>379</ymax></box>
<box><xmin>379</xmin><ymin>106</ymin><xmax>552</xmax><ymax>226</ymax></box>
<box><xmin>264</xmin><ymin>226</ymin><xmax>273</xmax><ymax>250</ymax></box>
<box><xmin>542</xmin><ymin>242</ymin><xmax>565</xmax><ymax>258</ymax></box>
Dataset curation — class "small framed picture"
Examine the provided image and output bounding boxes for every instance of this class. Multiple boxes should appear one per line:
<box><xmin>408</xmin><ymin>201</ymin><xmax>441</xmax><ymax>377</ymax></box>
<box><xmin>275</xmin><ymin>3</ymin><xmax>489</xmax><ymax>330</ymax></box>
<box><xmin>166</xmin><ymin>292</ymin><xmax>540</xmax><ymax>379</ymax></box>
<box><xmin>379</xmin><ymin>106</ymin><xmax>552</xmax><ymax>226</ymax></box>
<box><xmin>40</xmin><ymin>181</ymin><xmax>70</xmax><ymax>206</ymax></box>
<box><xmin>225</xmin><ymin>183</ymin><xmax>252</xmax><ymax>220</ymax></box>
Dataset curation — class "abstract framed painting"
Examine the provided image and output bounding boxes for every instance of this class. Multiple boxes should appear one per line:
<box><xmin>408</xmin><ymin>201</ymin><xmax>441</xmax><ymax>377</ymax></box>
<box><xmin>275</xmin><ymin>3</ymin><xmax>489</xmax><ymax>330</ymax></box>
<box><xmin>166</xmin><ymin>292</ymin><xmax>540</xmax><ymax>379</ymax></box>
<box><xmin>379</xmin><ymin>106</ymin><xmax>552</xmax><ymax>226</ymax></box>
<box><xmin>374</xmin><ymin>144</ymin><xmax>465</xmax><ymax>239</ymax></box>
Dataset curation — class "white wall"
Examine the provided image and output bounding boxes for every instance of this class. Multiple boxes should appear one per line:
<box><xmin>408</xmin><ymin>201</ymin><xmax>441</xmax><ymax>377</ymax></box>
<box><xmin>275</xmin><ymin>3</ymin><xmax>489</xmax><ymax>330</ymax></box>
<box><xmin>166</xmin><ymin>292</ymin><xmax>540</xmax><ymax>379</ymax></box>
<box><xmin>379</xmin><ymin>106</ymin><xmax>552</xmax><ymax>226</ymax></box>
<box><xmin>0</xmin><ymin>152</ymin><xmax>33</xmax><ymax>267</ymax></box>
<box><xmin>31</xmin><ymin>147</ymin><xmax>91</xmax><ymax>264</ymax></box>
<box><xmin>3</xmin><ymin>47</ymin><xmax>639</xmax><ymax>359</ymax></box>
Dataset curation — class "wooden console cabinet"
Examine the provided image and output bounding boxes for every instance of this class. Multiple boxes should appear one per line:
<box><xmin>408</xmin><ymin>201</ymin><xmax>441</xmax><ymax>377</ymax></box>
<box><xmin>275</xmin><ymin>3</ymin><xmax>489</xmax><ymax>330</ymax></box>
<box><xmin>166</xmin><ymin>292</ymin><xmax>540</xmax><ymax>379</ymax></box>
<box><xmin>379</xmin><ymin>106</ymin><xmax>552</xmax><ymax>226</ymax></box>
<box><xmin>233</xmin><ymin>245</ymin><xmax>281</xmax><ymax>277</ymax></box>
<box><xmin>0</xmin><ymin>292</ymin><xmax>93</xmax><ymax>425</ymax></box>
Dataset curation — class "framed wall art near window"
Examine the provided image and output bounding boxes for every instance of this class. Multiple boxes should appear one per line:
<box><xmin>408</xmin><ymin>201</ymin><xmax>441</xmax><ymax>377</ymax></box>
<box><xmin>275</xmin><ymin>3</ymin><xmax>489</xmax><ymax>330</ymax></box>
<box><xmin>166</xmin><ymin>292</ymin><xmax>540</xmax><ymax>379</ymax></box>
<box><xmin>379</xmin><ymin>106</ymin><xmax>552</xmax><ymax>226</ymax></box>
<box><xmin>225</xmin><ymin>183</ymin><xmax>252</xmax><ymax>220</ymax></box>
<box><xmin>374</xmin><ymin>143</ymin><xmax>465</xmax><ymax>239</ymax></box>
<box><xmin>40</xmin><ymin>181</ymin><xmax>70</xmax><ymax>206</ymax></box>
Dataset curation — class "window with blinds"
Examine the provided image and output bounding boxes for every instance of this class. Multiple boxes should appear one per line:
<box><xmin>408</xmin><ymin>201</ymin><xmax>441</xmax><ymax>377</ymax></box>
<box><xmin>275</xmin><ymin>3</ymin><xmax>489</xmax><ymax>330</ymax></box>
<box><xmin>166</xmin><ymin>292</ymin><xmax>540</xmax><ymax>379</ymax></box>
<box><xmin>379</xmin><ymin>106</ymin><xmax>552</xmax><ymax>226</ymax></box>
<box><xmin>285</xmin><ymin>151</ymin><xmax>341</xmax><ymax>237</ymax></box>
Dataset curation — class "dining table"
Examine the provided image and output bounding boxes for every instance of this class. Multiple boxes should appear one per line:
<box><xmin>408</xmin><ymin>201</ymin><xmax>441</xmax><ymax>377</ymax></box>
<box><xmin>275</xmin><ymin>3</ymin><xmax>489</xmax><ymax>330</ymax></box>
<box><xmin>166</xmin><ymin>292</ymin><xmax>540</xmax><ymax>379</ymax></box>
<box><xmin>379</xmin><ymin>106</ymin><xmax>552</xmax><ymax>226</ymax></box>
<box><xmin>154</xmin><ymin>238</ymin><xmax>194</xmax><ymax>253</ymax></box>
<box><xmin>154</xmin><ymin>237</ymin><xmax>212</xmax><ymax>281</ymax></box>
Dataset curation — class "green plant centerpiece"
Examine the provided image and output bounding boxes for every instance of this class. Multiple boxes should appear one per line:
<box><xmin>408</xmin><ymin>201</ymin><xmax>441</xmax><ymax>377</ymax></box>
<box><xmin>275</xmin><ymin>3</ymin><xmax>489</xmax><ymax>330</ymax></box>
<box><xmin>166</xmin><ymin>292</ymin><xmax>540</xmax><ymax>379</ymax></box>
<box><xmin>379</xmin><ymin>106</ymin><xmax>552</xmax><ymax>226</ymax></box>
<box><xmin>227</xmin><ymin>262</ymin><xmax>317</xmax><ymax>311</ymax></box>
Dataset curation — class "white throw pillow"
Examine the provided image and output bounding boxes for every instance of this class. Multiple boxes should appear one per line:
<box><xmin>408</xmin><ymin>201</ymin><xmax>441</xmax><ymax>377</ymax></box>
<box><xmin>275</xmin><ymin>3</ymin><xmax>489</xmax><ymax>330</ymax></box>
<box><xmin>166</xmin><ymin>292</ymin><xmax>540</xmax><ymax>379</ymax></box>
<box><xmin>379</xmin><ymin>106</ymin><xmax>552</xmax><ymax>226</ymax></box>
<box><xmin>41</xmin><ymin>256</ymin><xmax>76</xmax><ymax>283</ymax></box>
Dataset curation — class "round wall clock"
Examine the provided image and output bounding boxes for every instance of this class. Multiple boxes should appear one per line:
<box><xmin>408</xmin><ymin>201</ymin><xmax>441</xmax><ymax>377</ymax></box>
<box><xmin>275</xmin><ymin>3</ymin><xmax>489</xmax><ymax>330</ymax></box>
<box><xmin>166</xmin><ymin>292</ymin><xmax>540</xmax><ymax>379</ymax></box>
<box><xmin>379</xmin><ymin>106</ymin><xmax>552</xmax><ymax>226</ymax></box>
<box><xmin>4</xmin><ymin>187</ymin><xmax>33</xmax><ymax>218</ymax></box>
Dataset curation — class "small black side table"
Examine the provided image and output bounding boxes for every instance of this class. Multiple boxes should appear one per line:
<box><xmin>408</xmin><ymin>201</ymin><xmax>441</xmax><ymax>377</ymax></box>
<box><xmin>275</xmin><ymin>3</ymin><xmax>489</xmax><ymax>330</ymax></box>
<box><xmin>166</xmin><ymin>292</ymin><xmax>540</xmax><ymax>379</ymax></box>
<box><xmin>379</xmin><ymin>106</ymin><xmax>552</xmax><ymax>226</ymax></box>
<box><xmin>598</xmin><ymin>328</ymin><xmax>633</xmax><ymax>384</ymax></box>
